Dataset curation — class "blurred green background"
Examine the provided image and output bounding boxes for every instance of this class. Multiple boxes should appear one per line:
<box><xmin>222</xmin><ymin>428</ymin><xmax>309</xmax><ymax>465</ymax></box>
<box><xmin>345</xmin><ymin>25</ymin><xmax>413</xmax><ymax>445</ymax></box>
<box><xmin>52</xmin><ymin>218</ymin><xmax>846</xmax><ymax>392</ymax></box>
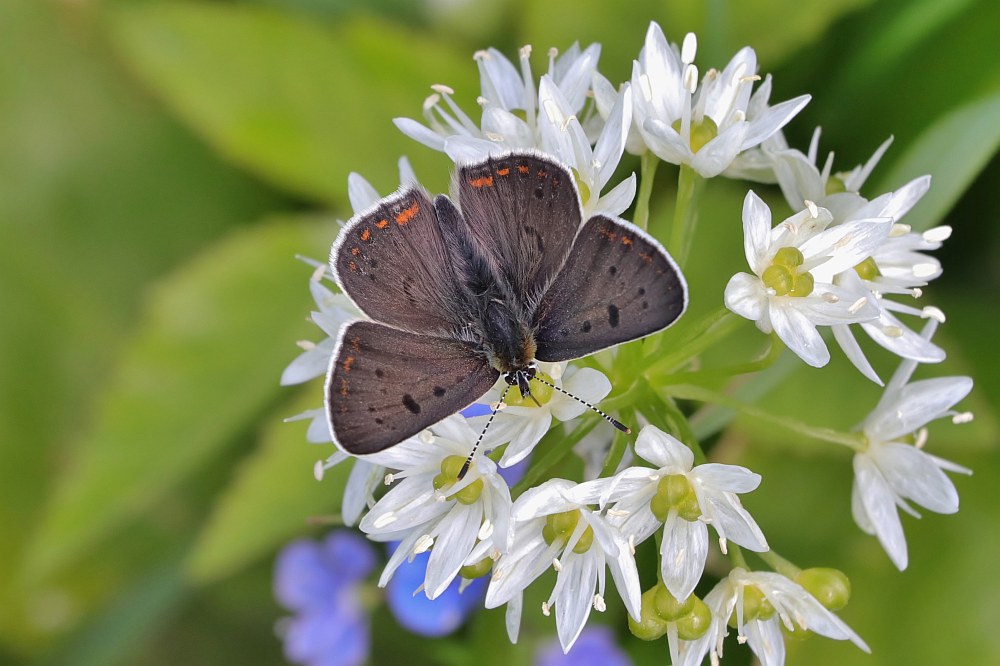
<box><xmin>1</xmin><ymin>0</ymin><xmax>997</xmax><ymax>664</ymax></box>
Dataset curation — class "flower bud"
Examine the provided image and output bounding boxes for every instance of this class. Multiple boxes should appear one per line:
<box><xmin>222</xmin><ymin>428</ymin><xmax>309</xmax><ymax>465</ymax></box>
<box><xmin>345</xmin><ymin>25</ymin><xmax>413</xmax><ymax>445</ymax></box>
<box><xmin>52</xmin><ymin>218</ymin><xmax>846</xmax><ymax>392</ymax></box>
<box><xmin>628</xmin><ymin>587</ymin><xmax>671</xmax><ymax>641</ymax></box>
<box><xmin>795</xmin><ymin>567</ymin><xmax>851</xmax><ymax>611</ymax></box>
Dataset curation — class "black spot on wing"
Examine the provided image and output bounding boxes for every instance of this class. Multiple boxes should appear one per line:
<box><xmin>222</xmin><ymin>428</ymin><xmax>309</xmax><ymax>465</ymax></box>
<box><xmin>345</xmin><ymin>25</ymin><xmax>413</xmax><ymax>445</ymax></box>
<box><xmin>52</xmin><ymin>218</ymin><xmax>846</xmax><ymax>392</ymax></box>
<box><xmin>403</xmin><ymin>394</ymin><xmax>421</xmax><ymax>414</ymax></box>
<box><xmin>608</xmin><ymin>304</ymin><xmax>620</xmax><ymax>328</ymax></box>
<box><xmin>433</xmin><ymin>386</ymin><xmax>446</xmax><ymax>397</ymax></box>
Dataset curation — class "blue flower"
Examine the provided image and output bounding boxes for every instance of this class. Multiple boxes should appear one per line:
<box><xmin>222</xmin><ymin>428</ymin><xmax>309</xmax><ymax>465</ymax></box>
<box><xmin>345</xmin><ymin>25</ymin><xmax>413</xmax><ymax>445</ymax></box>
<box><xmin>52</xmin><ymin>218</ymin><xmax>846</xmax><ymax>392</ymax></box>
<box><xmin>535</xmin><ymin>626</ymin><xmax>633</xmax><ymax>666</ymax></box>
<box><xmin>386</xmin><ymin>548</ymin><xmax>487</xmax><ymax>637</ymax></box>
<box><xmin>274</xmin><ymin>532</ymin><xmax>377</xmax><ymax>666</ymax></box>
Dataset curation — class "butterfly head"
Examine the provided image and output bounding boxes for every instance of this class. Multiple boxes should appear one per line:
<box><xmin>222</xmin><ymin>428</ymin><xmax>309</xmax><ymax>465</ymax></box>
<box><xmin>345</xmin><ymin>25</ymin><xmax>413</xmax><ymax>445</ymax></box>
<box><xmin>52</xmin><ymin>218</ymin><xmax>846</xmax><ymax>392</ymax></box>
<box><xmin>503</xmin><ymin>361</ymin><xmax>540</xmax><ymax>407</ymax></box>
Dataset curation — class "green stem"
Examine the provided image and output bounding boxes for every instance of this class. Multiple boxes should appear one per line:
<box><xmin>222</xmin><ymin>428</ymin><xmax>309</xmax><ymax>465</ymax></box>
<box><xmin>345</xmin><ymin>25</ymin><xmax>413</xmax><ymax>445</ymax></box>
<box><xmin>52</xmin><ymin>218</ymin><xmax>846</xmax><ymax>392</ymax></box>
<box><xmin>663</xmin><ymin>384</ymin><xmax>865</xmax><ymax>451</ymax></box>
<box><xmin>600</xmin><ymin>407</ymin><xmax>634</xmax><ymax>478</ymax></box>
<box><xmin>730</xmin><ymin>544</ymin><xmax>750</xmax><ymax>570</ymax></box>
<box><xmin>633</xmin><ymin>152</ymin><xmax>660</xmax><ymax>231</ymax></box>
<box><xmin>658</xmin><ymin>334</ymin><xmax>784</xmax><ymax>386</ymax></box>
<box><xmin>668</xmin><ymin>164</ymin><xmax>704</xmax><ymax>267</ymax></box>
<box><xmin>645</xmin><ymin>309</ymin><xmax>742</xmax><ymax>378</ymax></box>
<box><xmin>758</xmin><ymin>549</ymin><xmax>801</xmax><ymax>578</ymax></box>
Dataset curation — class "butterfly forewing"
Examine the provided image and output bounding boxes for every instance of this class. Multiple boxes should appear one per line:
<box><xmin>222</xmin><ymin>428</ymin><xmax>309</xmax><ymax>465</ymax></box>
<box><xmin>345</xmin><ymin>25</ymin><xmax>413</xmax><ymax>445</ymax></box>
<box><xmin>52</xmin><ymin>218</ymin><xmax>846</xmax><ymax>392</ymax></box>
<box><xmin>333</xmin><ymin>188</ymin><xmax>470</xmax><ymax>337</ymax></box>
<box><xmin>326</xmin><ymin>321</ymin><xmax>500</xmax><ymax>455</ymax></box>
<box><xmin>455</xmin><ymin>153</ymin><xmax>582</xmax><ymax>304</ymax></box>
<box><xmin>532</xmin><ymin>215</ymin><xmax>687</xmax><ymax>361</ymax></box>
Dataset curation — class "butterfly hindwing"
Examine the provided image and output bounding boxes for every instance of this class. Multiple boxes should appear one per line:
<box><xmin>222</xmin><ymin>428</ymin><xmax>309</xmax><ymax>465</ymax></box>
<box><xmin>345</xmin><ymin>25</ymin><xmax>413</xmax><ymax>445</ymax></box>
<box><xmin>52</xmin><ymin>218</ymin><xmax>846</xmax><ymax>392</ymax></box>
<box><xmin>532</xmin><ymin>214</ymin><xmax>687</xmax><ymax>362</ymax></box>
<box><xmin>333</xmin><ymin>188</ymin><xmax>471</xmax><ymax>337</ymax></box>
<box><xmin>326</xmin><ymin>320</ymin><xmax>500</xmax><ymax>455</ymax></box>
<box><xmin>455</xmin><ymin>153</ymin><xmax>582</xmax><ymax>304</ymax></box>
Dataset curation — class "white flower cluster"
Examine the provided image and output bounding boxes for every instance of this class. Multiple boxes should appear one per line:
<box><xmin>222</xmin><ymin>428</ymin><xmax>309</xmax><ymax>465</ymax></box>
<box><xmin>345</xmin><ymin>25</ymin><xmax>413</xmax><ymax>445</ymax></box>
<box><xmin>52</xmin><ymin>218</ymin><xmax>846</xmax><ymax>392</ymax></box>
<box><xmin>279</xmin><ymin>20</ymin><xmax>974</xmax><ymax>666</ymax></box>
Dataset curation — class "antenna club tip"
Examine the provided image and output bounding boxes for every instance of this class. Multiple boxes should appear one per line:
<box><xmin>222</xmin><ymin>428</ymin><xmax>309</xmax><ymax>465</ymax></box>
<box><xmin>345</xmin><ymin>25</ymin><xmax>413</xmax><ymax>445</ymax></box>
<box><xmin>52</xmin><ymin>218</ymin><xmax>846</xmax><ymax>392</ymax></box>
<box><xmin>624</xmin><ymin>427</ymin><xmax>632</xmax><ymax>434</ymax></box>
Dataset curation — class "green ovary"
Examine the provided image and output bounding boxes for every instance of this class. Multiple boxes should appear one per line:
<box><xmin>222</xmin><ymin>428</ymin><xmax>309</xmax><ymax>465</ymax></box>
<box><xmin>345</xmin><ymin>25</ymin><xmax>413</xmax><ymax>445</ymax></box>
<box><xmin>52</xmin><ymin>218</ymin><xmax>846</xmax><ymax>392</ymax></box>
<box><xmin>672</xmin><ymin>116</ymin><xmax>719</xmax><ymax>153</ymax></box>
<box><xmin>433</xmin><ymin>455</ymin><xmax>484</xmax><ymax>504</ymax></box>
<box><xmin>650</xmin><ymin>474</ymin><xmax>701</xmax><ymax>522</ymax></box>
<box><xmin>505</xmin><ymin>370</ymin><xmax>555</xmax><ymax>407</ymax></box>
<box><xmin>762</xmin><ymin>247</ymin><xmax>814</xmax><ymax>297</ymax></box>
<box><xmin>854</xmin><ymin>256</ymin><xmax>881</xmax><ymax>281</ymax></box>
<box><xmin>542</xmin><ymin>509</ymin><xmax>594</xmax><ymax>554</ymax></box>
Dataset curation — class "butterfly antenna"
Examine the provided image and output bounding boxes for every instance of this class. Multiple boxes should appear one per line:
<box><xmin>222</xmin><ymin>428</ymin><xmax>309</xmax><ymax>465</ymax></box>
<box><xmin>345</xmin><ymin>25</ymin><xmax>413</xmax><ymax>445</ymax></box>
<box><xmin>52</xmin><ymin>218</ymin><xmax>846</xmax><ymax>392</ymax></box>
<box><xmin>531</xmin><ymin>376</ymin><xmax>631</xmax><ymax>434</ymax></box>
<box><xmin>458</xmin><ymin>385</ymin><xmax>511</xmax><ymax>480</ymax></box>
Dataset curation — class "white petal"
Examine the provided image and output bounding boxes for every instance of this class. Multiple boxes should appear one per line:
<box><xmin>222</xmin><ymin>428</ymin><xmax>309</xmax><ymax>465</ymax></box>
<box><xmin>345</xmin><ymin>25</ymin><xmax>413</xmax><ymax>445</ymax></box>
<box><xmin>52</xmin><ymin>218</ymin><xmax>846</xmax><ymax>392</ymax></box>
<box><xmin>697</xmin><ymin>489</ymin><xmax>768</xmax><ymax>552</ymax></box>
<box><xmin>592</xmin><ymin>86</ymin><xmax>632</xmax><ymax>192</ymax></box>
<box><xmin>393</xmin><ymin>117</ymin><xmax>446</xmax><ymax>151</ymax></box>
<box><xmin>690</xmin><ymin>123</ymin><xmax>747</xmax><ymax>178</ymax></box>
<box><xmin>512</xmin><ymin>479</ymin><xmax>578</xmax><ymax>519</ymax></box>
<box><xmin>347</xmin><ymin>172</ymin><xmax>381</xmax><ymax>213</ymax></box>
<box><xmin>550</xmin><ymin>368</ymin><xmax>612</xmax><ymax>421</ymax></box>
<box><xmin>742</xmin><ymin>191</ymin><xmax>772</xmax><ymax>270</ymax></box>
<box><xmin>342</xmin><ymin>460</ymin><xmax>382</xmax><ymax>526</ymax></box>
<box><xmin>592</xmin><ymin>173</ymin><xmax>637</xmax><ymax>218</ymax></box>
<box><xmin>724</xmin><ymin>273</ymin><xmax>767</xmax><ymax>322</ymax></box>
<box><xmin>872</xmin><ymin>443</ymin><xmax>961</xmax><ymax>514</ymax></box>
<box><xmin>635</xmin><ymin>425</ymin><xmax>693</xmax><ymax>470</ymax></box>
<box><xmin>693</xmin><ymin>463</ymin><xmax>761</xmax><ymax>493</ymax></box>
<box><xmin>642</xmin><ymin>118</ymin><xmax>694</xmax><ymax>165</ymax></box>
<box><xmin>425</xmin><ymin>504</ymin><xmax>483</xmax><ymax>599</ymax></box>
<box><xmin>496</xmin><ymin>410</ymin><xmax>553</xmax><ymax>467</ymax></box>
<box><xmin>864</xmin><ymin>376</ymin><xmax>973</xmax><ymax>441</ymax></box>
<box><xmin>444</xmin><ymin>135</ymin><xmax>504</xmax><ymax>163</ymax></box>
<box><xmin>745</xmin><ymin>618</ymin><xmax>786</xmax><ymax>666</ymax></box>
<box><xmin>859</xmin><ymin>311</ymin><xmax>945</xmax><ymax>363</ymax></box>
<box><xmin>661</xmin><ymin>514</ymin><xmax>708</xmax><ymax>601</ymax></box>
<box><xmin>505</xmin><ymin>592</ymin><xmax>523</xmax><ymax>643</ymax></box>
<box><xmin>741</xmin><ymin>94</ymin><xmax>811</xmax><ymax>149</ymax></box>
<box><xmin>554</xmin><ymin>553</ymin><xmax>599</xmax><ymax>652</ymax></box>
<box><xmin>831</xmin><ymin>323</ymin><xmax>883</xmax><ymax>385</ymax></box>
<box><xmin>769</xmin><ymin>303</ymin><xmax>830</xmax><ymax>367</ymax></box>
<box><xmin>853</xmin><ymin>454</ymin><xmax>908</xmax><ymax>569</ymax></box>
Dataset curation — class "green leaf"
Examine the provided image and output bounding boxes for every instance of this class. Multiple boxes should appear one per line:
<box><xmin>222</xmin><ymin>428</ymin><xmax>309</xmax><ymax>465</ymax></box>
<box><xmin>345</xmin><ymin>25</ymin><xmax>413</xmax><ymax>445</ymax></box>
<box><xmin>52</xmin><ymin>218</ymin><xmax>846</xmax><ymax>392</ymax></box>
<box><xmin>109</xmin><ymin>2</ymin><xmax>473</xmax><ymax>204</ymax></box>
<box><xmin>186</xmin><ymin>389</ymin><xmax>349</xmax><ymax>584</ymax></box>
<box><xmin>874</xmin><ymin>91</ymin><xmax>1000</xmax><ymax>231</ymax></box>
<box><xmin>24</xmin><ymin>216</ymin><xmax>332</xmax><ymax>581</ymax></box>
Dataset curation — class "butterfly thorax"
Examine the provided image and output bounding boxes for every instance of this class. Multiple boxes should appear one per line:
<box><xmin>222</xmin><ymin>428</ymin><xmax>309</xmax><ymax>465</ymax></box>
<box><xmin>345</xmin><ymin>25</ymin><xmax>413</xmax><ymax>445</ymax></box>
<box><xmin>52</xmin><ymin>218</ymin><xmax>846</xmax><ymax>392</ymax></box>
<box><xmin>481</xmin><ymin>298</ymin><xmax>537</xmax><ymax>374</ymax></box>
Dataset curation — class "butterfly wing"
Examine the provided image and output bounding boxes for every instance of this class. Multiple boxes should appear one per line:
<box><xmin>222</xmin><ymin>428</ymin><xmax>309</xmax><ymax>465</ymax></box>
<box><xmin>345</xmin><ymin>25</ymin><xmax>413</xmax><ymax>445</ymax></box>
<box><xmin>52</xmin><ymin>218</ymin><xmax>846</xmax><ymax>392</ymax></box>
<box><xmin>532</xmin><ymin>215</ymin><xmax>687</xmax><ymax>361</ymax></box>
<box><xmin>455</xmin><ymin>153</ymin><xmax>582</xmax><ymax>304</ymax></box>
<box><xmin>333</xmin><ymin>188</ymin><xmax>471</xmax><ymax>336</ymax></box>
<box><xmin>326</xmin><ymin>320</ymin><xmax>500</xmax><ymax>455</ymax></box>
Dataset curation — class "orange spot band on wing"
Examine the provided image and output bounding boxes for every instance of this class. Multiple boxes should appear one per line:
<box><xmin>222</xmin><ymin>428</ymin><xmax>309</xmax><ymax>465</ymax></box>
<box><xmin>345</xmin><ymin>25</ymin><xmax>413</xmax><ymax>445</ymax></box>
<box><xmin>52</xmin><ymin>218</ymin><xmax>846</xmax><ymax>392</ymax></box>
<box><xmin>376</xmin><ymin>219</ymin><xmax>389</xmax><ymax>229</ymax></box>
<box><xmin>360</xmin><ymin>228</ymin><xmax>371</xmax><ymax>241</ymax></box>
<box><xmin>496</xmin><ymin>167</ymin><xmax>510</xmax><ymax>176</ymax></box>
<box><xmin>517</xmin><ymin>165</ymin><xmax>530</xmax><ymax>174</ymax></box>
<box><xmin>621</xmin><ymin>237</ymin><xmax>633</xmax><ymax>246</ymax></box>
<box><xmin>343</xmin><ymin>356</ymin><xmax>354</xmax><ymax>373</ymax></box>
<box><xmin>351</xmin><ymin>247</ymin><xmax>360</xmax><ymax>256</ymax></box>
<box><xmin>348</xmin><ymin>261</ymin><xmax>358</xmax><ymax>271</ymax></box>
<box><xmin>340</xmin><ymin>379</ymin><xmax>349</xmax><ymax>397</ymax></box>
<box><xmin>470</xmin><ymin>176</ymin><xmax>494</xmax><ymax>188</ymax></box>
<box><xmin>396</xmin><ymin>202</ymin><xmax>420</xmax><ymax>225</ymax></box>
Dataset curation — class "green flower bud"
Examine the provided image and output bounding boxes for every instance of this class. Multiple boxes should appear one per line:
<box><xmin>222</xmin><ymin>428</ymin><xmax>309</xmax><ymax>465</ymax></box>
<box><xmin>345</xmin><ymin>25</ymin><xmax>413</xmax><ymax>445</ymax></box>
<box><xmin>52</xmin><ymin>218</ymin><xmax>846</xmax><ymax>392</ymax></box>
<box><xmin>773</xmin><ymin>246</ymin><xmax>805</xmax><ymax>268</ymax></box>
<box><xmin>789</xmin><ymin>270</ymin><xmax>814</xmax><ymax>297</ymax></box>
<box><xmin>671</xmin><ymin>116</ymin><xmax>720</xmax><ymax>154</ymax></box>
<box><xmin>676</xmin><ymin>596</ymin><xmax>712</xmax><ymax>640</ymax></box>
<box><xmin>571</xmin><ymin>524</ymin><xmax>594</xmax><ymax>554</ymax></box>
<box><xmin>762</xmin><ymin>264</ymin><xmax>794</xmax><ymax>296</ymax></box>
<box><xmin>452</xmin><ymin>477</ymin><xmax>484</xmax><ymax>504</ymax></box>
<box><xmin>651</xmin><ymin>475</ymin><xmax>701</xmax><ymax>522</ymax></box>
<box><xmin>854</xmin><ymin>256</ymin><xmax>881</xmax><ymax>281</ymax></box>
<box><xmin>543</xmin><ymin>510</ymin><xmax>581</xmax><ymax>546</ymax></box>
<box><xmin>459</xmin><ymin>557</ymin><xmax>494</xmax><ymax>579</ymax></box>
<box><xmin>730</xmin><ymin>585</ymin><xmax>774</xmax><ymax>626</ymax></box>
<box><xmin>629</xmin><ymin>587</ymin><xmax>671</xmax><ymax>641</ymax></box>
<box><xmin>826</xmin><ymin>175</ymin><xmax>848</xmax><ymax>195</ymax></box>
<box><xmin>795</xmin><ymin>567</ymin><xmax>851</xmax><ymax>611</ymax></box>
<box><xmin>654</xmin><ymin>583</ymin><xmax>695</xmax><ymax>622</ymax></box>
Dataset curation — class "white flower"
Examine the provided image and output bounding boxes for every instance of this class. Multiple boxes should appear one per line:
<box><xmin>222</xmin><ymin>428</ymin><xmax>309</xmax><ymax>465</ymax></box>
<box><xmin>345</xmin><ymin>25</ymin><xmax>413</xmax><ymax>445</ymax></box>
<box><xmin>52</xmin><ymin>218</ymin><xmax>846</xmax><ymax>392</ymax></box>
<box><xmin>631</xmin><ymin>23</ymin><xmax>810</xmax><ymax>177</ymax></box>
<box><xmin>693</xmin><ymin>568</ymin><xmax>869</xmax><ymax>666</ymax></box>
<box><xmin>770</xmin><ymin>131</ymin><xmax>949</xmax><ymax>382</ymax></box>
<box><xmin>280</xmin><ymin>271</ymin><xmax>357</xmax><ymax>386</ymax></box>
<box><xmin>359</xmin><ymin>416</ymin><xmax>513</xmax><ymax>599</ymax></box>
<box><xmin>724</xmin><ymin>191</ymin><xmax>890</xmax><ymax>367</ymax></box>
<box><xmin>395</xmin><ymin>44</ymin><xmax>636</xmax><ymax>217</ymax></box>
<box><xmin>472</xmin><ymin>363</ymin><xmax>613</xmax><ymax>468</ymax></box>
<box><xmin>578</xmin><ymin>425</ymin><xmax>767</xmax><ymax>601</ymax></box>
<box><xmin>852</xmin><ymin>320</ymin><xmax>973</xmax><ymax>570</ymax></box>
<box><xmin>485</xmin><ymin>478</ymin><xmax>641</xmax><ymax>652</ymax></box>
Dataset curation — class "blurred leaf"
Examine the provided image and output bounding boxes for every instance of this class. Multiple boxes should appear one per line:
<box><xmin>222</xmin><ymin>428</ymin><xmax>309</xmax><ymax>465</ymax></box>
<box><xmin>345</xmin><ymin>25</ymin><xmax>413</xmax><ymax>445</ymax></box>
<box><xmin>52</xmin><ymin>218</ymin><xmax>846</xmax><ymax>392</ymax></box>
<box><xmin>186</xmin><ymin>390</ymin><xmax>349</xmax><ymax>583</ymax></box>
<box><xmin>0</xmin><ymin>0</ymin><xmax>281</xmax><ymax>619</ymax></box>
<box><xmin>24</xmin><ymin>215</ymin><xmax>332</xmax><ymax>581</ymax></box>
<box><xmin>873</xmin><ymin>91</ymin><xmax>1000</xmax><ymax>231</ymax></box>
<box><xmin>109</xmin><ymin>2</ymin><xmax>473</xmax><ymax>203</ymax></box>
<box><xmin>518</xmin><ymin>0</ymin><xmax>872</xmax><ymax>83</ymax></box>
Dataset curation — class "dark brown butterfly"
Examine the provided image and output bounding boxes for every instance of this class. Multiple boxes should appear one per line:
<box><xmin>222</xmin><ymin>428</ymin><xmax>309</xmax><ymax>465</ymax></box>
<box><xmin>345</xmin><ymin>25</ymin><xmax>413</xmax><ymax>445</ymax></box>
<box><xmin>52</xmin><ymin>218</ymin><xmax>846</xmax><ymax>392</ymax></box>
<box><xmin>326</xmin><ymin>152</ymin><xmax>686</xmax><ymax>455</ymax></box>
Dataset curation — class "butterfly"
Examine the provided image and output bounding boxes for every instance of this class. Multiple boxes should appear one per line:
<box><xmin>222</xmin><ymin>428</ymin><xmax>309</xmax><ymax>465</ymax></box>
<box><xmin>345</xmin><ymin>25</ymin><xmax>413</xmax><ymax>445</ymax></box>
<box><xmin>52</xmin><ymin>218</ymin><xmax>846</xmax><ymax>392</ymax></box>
<box><xmin>325</xmin><ymin>152</ymin><xmax>687</xmax><ymax>455</ymax></box>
